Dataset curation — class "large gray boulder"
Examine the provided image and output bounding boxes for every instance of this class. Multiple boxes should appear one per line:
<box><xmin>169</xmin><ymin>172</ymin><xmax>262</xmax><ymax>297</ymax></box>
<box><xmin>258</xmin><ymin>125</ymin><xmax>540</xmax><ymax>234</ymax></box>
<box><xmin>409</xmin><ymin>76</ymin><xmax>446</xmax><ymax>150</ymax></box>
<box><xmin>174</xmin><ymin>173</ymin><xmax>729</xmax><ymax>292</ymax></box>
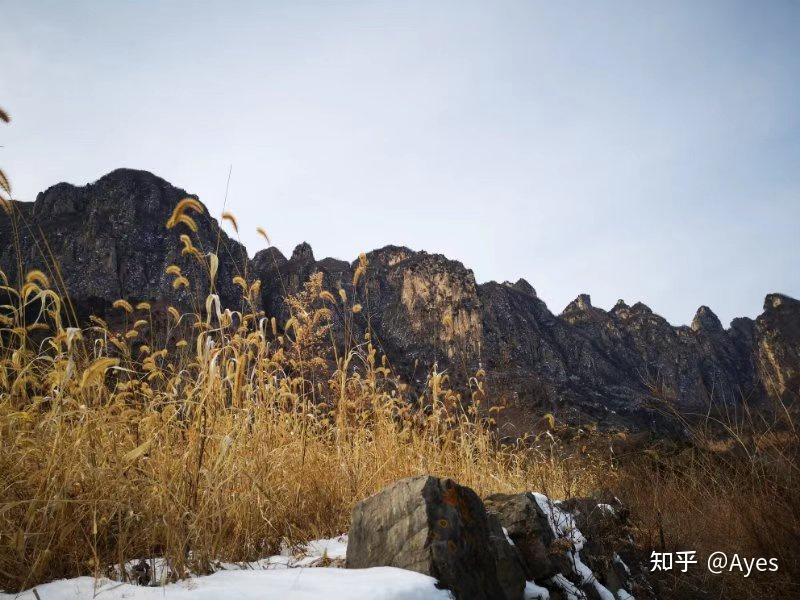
<box><xmin>346</xmin><ymin>475</ymin><xmax>524</xmax><ymax>600</ymax></box>
<box><xmin>484</xmin><ymin>492</ymin><xmax>557</xmax><ymax>581</ymax></box>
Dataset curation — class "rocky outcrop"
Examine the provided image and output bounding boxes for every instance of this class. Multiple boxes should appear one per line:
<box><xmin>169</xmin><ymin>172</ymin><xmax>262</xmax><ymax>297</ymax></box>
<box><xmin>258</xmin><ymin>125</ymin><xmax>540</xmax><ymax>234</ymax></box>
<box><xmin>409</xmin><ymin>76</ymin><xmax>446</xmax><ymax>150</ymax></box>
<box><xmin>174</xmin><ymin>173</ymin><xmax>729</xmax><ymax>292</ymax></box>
<box><xmin>1</xmin><ymin>170</ymin><xmax>797</xmax><ymax>431</ymax></box>
<box><xmin>756</xmin><ymin>294</ymin><xmax>800</xmax><ymax>401</ymax></box>
<box><xmin>0</xmin><ymin>169</ymin><xmax>248</xmax><ymax>319</ymax></box>
<box><xmin>346</xmin><ymin>475</ymin><xmax>520</xmax><ymax>599</ymax></box>
<box><xmin>346</xmin><ymin>477</ymin><xmax>644</xmax><ymax>600</ymax></box>
<box><xmin>484</xmin><ymin>493</ymin><xmax>557</xmax><ymax>581</ymax></box>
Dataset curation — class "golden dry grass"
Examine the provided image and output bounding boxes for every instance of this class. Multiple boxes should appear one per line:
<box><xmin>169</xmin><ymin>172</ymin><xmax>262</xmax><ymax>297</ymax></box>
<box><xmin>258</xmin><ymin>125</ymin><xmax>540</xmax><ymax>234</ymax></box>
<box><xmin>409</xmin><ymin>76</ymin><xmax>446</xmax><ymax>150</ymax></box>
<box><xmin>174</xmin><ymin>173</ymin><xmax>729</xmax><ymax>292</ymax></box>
<box><xmin>612</xmin><ymin>407</ymin><xmax>800</xmax><ymax>599</ymax></box>
<box><xmin>0</xmin><ymin>210</ymin><xmax>602</xmax><ymax>592</ymax></box>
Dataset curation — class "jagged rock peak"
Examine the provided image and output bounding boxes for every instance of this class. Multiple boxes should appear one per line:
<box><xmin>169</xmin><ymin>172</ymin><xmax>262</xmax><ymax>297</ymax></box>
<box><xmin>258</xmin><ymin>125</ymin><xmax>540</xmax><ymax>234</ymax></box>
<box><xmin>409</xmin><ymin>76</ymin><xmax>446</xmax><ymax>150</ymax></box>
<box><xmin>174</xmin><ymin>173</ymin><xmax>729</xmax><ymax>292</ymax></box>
<box><xmin>610</xmin><ymin>299</ymin><xmax>631</xmax><ymax>320</ymax></box>
<box><xmin>291</xmin><ymin>242</ymin><xmax>315</xmax><ymax>262</ymax></box>
<box><xmin>510</xmin><ymin>278</ymin><xmax>536</xmax><ymax>297</ymax></box>
<box><xmin>0</xmin><ymin>168</ymin><xmax>249</xmax><ymax>313</ymax></box>
<box><xmin>365</xmin><ymin>245</ymin><xmax>416</xmax><ymax>267</ymax></box>
<box><xmin>611</xmin><ymin>298</ymin><xmax>629</xmax><ymax>313</ymax></box>
<box><xmin>33</xmin><ymin>168</ymin><xmax>193</xmax><ymax>218</ymax></box>
<box><xmin>764</xmin><ymin>293</ymin><xmax>799</xmax><ymax>311</ymax></box>
<box><xmin>563</xmin><ymin>293</ymin><xmax>592</xmax><ymax>314</ymax></box>
<box><xmin>251</xmin><ymin>246</ymin><xmax>288</xmax><ymax>270</ymax></box>
<box><xmin>95</xmin><ymin>167</ymin><xmax>174</xmax><ymax>186</ymax></box>
<box><xmin>691</xmin><ymin>305</ymin><xmax>723</xmax><ymax>332</ymax></box>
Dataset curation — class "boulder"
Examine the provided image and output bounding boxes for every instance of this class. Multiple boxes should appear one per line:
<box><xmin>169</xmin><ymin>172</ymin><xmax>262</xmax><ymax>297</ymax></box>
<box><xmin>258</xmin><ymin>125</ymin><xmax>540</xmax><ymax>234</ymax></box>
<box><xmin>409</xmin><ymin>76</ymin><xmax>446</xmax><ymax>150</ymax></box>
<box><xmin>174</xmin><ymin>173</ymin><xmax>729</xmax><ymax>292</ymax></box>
<box><xmin>558</xmin><ymin>496</ymin><xmax>638</xmax><ymax>599</ymax></box>
<box><xmin>346</xmin><ymin>475</ymin><xmax>523</xmax><ymax>599</ymax></box>
<box><xmin>484</xmin><ymin>492</ymin><xmax>557</xmax><ymax>580</ymax></box>
<box><xmin>486</xmin><ymin>513</ymin><xmax>527</xmax><ymax>600</ymax></box>
<box><xmin>487</xmin><ymin>492</ymin><xmax>642</xmax><ymax>600</ymax></box>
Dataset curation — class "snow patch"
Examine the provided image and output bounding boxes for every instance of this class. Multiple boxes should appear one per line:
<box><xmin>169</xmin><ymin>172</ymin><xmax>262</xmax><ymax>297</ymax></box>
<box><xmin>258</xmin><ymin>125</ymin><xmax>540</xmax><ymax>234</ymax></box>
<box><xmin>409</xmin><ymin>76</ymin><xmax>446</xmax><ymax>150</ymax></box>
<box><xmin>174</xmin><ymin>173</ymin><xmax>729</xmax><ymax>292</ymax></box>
<box><xmin>532</xmin><ymin>493</ymin><xmax>586</xmax><ymax>550</ymax></box>
<box><xmin>524</xmin><ymin>580</ymin><xmax>550</xmax><ymax>599</ymax></box>
<box><xmin>502</xmin><ymin>527</ymin><xmax>515</xmax><ymax>546</ymax></box>
<box><xmin>532</xmin><ymin>494</ymin><xmax>625</xmax><ymax>600</ymax></box>
<box><xmin>597</xmin><ymin>503</ymin><xmax>616</xmax><ymax>516</ymax></box>
<box><xmin>2</xmin><ymin>568</ymin><xmax>450</xmax><ymax>600</ymax></box>
<box><xmin>572</xmin><ymin>552</ymin><xmax>616</xmax><ymax>600</ymax></box>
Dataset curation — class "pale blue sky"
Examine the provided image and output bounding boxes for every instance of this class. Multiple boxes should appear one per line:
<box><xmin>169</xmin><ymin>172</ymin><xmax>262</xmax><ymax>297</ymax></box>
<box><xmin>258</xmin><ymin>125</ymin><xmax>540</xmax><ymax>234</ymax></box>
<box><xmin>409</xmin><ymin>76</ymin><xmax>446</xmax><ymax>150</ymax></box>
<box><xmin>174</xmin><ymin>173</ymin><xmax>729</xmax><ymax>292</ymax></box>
<box><xmin>2</xmin><ymin>0</ymin><xmax>799</xmax><ymax>325</ymax></box>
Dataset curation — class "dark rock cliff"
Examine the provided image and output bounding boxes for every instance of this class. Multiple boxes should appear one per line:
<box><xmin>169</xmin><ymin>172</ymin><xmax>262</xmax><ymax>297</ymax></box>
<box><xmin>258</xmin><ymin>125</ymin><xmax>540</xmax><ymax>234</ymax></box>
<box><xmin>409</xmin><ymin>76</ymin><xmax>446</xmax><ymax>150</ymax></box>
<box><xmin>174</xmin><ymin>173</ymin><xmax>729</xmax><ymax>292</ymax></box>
<box><xmin>0</xmin><ymin>169</ymin><xmax>248</xmax><ymax>318</ymax></box>
<box><xmin>1</xmin><ymin>170</ymin><xmax>797</xmax><ymax>431</ymax></box>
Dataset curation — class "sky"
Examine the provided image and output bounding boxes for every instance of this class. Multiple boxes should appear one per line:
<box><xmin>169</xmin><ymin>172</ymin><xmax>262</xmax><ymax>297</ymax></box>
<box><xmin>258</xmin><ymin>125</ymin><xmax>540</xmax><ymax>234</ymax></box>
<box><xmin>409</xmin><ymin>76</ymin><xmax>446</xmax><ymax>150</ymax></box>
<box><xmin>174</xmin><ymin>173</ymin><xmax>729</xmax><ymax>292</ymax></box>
<box><xmin>1</xmin><ymin>0</ymin><xmax>799</xmax><ymax>326</ymax></box>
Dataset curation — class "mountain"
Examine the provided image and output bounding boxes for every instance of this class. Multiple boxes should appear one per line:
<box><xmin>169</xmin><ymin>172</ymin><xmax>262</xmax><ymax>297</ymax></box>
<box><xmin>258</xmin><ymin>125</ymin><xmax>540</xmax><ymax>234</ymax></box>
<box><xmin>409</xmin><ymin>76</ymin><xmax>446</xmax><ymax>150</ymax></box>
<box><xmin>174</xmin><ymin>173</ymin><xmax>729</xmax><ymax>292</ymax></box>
<box><xmin>1</xmin><ymin>169</ymin><xmax>797</xmax><ymax>432</ymax></box>
<box><xmin>0</xmin><ymin>169</ymin><xmax>248</xmax><ymax>318</ymax></box>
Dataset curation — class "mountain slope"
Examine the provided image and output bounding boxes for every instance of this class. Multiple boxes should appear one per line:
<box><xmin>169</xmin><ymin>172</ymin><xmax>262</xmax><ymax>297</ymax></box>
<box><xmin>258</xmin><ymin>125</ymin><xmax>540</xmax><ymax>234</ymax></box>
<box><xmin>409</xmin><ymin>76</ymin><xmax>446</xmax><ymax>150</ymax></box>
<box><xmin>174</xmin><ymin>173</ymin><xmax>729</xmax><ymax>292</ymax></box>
<box><xmin>1</xmin><ymin>170</ymin><xmax>796</xmax><ymax>431</ymax></box>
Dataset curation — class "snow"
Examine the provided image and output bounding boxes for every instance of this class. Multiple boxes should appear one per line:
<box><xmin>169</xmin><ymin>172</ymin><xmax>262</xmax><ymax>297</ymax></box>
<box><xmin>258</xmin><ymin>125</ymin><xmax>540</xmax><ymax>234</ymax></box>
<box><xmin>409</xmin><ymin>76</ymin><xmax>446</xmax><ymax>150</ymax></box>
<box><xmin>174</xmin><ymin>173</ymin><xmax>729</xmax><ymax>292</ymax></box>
<box><xmin>532</xmin><ymin>493</ymin><xmax>586</xmax><ymax>550</ymax></box>
<box><xmin>115</xmin><ymin>535</ymin><xmax>350</xmax><ymax>584</ymax></box>
<box><xmin>1</xmin><ymin>569</ymin><xmax>451</xmax><ymax>600</ymax></box>
<box><xmin>532</xmin><ymin>493</ymin><xmax>623</xmax><ymax>600</ymax></box>
<box><xmin>597</xmin><ymin>503</ymin><xmax>616</xmax><ymax>516</ymax></box>
<box><xmin>502</xmin><ymin>527</ymin><xmax>515</xmax><ymax>546</ymax></box>
<box><xmin>3</xmin><ymin>534</ymin><xmax>452</xmax><ymax>600</ymax></box>
<box><xmin>300</xmin><ymin>535</ymin><xmax>348</xmax><ymax>561</ymax></box>
<box><xmin>524</xmin><ymin>580</ymin><xmax>551</xmax><ymax>599</ymax></box>
<box><xmin>4</xmin><ymin>495</ymin><xmax>637</xmax><ymax>600</ymax></box>
<box><xmin>572</xmin><ymin>552</ymin><xmax>616</xmax><ymax>600</ymax></box>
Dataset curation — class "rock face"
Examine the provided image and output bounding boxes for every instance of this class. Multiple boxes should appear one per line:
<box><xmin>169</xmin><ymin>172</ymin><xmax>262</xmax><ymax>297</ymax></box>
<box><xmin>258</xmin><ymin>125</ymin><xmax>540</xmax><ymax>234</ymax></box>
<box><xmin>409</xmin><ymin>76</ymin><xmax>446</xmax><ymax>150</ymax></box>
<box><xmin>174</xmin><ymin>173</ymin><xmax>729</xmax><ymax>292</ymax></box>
<box><xmin>484</xmin><ymin>493</ymin><xmax>557</xmax><ymax>580</ymax></box>
<box><xmin>2</xmin><ymin>170</ymin><xmax>798</xmax><ymax>430</ymax></box>
<box><xmin>756</xmin><ymin>294</ymin><xmax>800</xmax><ymax>401</ymax></box>
<box><xmin>487</xmin><ymin>492</ymin><xmax>643</xmax><ymax>600</ymax></box>
<box><xmin>0</xmin><ymin>169</ymin><xmax>248</xmax><ymax>319</ymax></box>
<box><xmin>346</xmin><ymin>477</ymin><xmax>643</xmax><ymax>600</ymax></box>
<box><xmin>346</xmin><ymin>475</ymin><xmax>520</xmax><ymax>600</ymax></box>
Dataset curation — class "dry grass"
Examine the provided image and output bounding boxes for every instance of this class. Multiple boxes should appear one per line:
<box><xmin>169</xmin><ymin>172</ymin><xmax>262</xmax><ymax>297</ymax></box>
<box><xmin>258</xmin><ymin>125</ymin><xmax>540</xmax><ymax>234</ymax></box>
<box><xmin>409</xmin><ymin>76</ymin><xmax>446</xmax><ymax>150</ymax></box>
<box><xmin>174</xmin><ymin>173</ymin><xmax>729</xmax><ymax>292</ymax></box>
<box><xmin>0</xmin><ymin>206</ymin><xmax>602</xmax><ymax>592</ymax></box>
<box><xmin>613</xmin><ymin>404</ymin><xmax>800</xmax><ymax>599</ymax></box>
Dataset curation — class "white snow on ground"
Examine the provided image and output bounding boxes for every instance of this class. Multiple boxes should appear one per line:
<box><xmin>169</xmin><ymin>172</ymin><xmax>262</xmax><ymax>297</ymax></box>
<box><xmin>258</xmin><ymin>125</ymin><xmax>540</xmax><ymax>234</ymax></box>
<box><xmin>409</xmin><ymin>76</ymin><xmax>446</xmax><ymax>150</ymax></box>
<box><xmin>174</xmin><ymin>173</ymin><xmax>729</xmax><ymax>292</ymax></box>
<box><xmin>115</xmin><ymin>535</ymin><xmax>350</xmax><ymax>585</ymax></box>
<box><xmin>572</xmin><ymin>552</ymin><xmax>616</xmax><ymax>600</ymax></box>
<box><xmin>300</xmin><ymin>535</ymin><xmax>348</xmax><ymax>561</ymax></box>
<box><xmin>531</xmin><ymin>493</ymin><xmax>587</xmax><ymax>551</ymax></box>
<box><xmin>4</xmin><ymin>495</ymin><xmax>637</xmax><ymax>600</ymax></box>
<box><xmin>3</xmin><ymin>535</ymin><xmax>451</xmax><ymax>600</ymax></box>
<box><xmin>1</xmin><ymin>569</ymin><xmax>451</xmax><ymax>600</ymax></box>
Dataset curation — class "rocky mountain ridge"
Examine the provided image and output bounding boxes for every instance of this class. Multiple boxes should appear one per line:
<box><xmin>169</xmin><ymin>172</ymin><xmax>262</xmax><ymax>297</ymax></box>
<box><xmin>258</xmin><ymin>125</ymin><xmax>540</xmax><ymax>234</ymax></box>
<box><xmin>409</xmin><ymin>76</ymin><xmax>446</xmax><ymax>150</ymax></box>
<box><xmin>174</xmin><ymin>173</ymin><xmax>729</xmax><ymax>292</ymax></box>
<box><xmin>1</xmin><ymin>169</ymin><xmax>797</xmax><ymax>431</ymax></box>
